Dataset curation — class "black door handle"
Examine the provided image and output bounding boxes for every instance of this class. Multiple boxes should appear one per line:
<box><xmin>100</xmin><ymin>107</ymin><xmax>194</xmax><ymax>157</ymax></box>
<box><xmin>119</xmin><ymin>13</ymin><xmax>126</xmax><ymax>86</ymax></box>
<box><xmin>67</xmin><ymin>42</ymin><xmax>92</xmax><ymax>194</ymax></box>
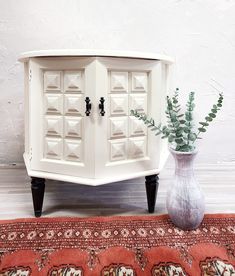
<box><xmin>99</xmin><ymin>97</ymin><xmax>105</xmax><ymax>116</ymax></box>
<box><xmin>85</xmin><ymin>97</ymin><xmax>92</xmax><ymax>116</ymax></box>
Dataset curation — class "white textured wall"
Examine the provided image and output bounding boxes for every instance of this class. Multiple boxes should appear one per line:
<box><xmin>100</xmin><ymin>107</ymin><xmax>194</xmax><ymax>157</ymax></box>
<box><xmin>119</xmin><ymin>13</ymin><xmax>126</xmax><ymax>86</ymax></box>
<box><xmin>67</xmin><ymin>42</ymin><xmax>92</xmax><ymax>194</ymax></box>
<box><xmin>0</xmin><ymin>0</ymin><xmax>235</xmax><ymax>165</ymax></box>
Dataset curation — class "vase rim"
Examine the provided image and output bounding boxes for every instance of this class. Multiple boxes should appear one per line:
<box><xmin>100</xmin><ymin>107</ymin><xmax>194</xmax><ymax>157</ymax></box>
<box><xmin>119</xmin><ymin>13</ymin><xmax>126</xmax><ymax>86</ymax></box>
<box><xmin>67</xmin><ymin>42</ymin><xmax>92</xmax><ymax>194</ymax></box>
<box><xmin>169</xmin><ymin>147</ymin><xmax>198</xmax><ymax>155</ymax></box>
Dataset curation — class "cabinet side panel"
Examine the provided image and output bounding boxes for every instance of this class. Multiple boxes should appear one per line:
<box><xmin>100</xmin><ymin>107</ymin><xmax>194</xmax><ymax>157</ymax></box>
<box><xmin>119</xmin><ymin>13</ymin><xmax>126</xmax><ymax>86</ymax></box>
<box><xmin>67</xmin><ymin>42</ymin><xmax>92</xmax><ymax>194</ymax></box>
<box><xmin>146</xmin><ymin>61</ymin><xmax>162</xmax><ymax>168</ymax></box>
<box><xmin>24</xmin><ymin>62</ymin><xmax>30</xmax><ymax>157</ymax></box>
<box><xmin>159</xmin><ymin>62</ymin><xmax>173</xmax><ymax>170</ymax></box>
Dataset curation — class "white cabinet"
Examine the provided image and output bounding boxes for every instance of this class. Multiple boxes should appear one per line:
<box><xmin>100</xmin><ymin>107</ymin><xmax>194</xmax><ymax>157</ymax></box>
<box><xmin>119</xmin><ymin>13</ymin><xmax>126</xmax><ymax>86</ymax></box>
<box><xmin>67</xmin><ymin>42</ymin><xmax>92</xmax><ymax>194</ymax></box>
<box><xmin>19</xmin><ymin>50</ymin><xmax>173</xmax><ymax>216</ymax></box>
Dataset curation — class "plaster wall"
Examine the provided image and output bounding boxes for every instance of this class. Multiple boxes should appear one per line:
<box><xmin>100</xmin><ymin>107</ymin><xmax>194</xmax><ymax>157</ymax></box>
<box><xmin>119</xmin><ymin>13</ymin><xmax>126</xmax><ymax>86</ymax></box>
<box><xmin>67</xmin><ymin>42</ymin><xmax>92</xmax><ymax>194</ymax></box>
<box><xmin>0</xmin><ymin>0</ymin><xmax>234</xmax><ymax>165</ymax></box>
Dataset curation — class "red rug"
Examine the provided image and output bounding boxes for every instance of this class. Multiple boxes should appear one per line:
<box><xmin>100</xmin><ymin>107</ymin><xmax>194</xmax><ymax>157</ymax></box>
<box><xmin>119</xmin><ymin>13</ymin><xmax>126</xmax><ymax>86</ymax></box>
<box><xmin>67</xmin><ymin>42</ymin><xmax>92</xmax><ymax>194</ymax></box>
<box><xmin>0</xmin><ymin>214</ymin><xmax>234</xmax><ymax>275</ymax></box>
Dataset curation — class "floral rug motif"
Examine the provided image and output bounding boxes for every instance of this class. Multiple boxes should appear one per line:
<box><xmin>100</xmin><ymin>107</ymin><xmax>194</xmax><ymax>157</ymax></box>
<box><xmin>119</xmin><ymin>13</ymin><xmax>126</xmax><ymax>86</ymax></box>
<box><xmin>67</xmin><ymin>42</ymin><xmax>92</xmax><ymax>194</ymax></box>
<box><xmin>0</xmin><ymin>214</ymin><xmax>234</xmax><ymax>275</ymax></box>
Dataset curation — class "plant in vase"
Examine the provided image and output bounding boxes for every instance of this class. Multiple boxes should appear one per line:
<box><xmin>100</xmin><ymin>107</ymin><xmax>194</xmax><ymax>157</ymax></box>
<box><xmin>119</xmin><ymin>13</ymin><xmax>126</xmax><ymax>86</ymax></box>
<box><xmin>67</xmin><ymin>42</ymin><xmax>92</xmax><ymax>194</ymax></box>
<box><xmin>131</xmin><ymin>89</ymin><xmax>224</xmax><ymax>230</ymax></box>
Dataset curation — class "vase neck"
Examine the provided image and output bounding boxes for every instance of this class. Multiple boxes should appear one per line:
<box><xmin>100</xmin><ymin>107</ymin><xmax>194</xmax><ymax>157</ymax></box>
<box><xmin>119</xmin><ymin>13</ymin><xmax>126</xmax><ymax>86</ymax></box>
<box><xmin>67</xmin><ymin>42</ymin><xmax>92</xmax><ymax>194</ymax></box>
<box><xmin>171</xmin><ymin>151</ymin><xmax>197</xmax><ymax>172</ymax></box>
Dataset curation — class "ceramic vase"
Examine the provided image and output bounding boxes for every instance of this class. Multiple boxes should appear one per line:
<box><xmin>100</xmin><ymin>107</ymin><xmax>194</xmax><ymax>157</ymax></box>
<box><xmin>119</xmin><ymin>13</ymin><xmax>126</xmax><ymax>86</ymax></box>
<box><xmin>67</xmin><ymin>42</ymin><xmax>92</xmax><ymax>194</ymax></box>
<box><xmin>166</xmin><ymin>148</ymin><xmax>205</xmax><ymax>230</ymax></box>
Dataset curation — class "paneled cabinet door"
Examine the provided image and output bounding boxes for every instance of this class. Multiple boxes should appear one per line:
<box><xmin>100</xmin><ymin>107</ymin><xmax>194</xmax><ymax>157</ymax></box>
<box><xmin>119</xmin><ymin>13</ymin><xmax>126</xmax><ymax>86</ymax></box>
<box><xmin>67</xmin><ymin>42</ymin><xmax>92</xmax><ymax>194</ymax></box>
<box><xmin>94</xmin><ymin>58</ymin><xmax>164</xmax><ymax>179</ymax></box>
<box><xmin>29</xmin><ymin>58</ymin><xmax>95</xmax><ymax>178</ymax></box>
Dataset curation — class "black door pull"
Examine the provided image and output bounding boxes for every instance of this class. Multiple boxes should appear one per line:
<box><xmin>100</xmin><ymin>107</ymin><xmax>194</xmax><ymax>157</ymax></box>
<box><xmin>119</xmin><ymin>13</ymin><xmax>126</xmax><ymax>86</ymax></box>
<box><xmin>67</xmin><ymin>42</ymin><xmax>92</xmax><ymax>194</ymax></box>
<box><xmin>85</xmin><ymin>97</ymin><xmax>92</xmax><ymax>116</ymax></box>
<box><xmin>99</xmin><ymin>97</ymin><xmax>105</xmax><ymax>116</ymax></box>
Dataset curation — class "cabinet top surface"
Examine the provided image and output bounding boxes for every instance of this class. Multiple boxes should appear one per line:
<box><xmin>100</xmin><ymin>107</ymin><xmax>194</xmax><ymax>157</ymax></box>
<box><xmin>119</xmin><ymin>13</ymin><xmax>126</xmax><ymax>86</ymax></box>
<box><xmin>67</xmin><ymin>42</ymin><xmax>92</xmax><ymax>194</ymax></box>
<box><xmin>18</xmin><ymin>49</ymin><xmax>174</xmax><ymax>63</ymax></box>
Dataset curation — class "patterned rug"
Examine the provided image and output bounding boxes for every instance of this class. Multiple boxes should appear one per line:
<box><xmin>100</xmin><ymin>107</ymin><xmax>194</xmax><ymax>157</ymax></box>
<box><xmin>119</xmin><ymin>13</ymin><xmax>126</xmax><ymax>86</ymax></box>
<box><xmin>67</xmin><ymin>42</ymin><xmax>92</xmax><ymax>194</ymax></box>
<box><xmin>0</xmin><ymin>214</ymin><xmax>234</xmax><ymax>276</ymax></box>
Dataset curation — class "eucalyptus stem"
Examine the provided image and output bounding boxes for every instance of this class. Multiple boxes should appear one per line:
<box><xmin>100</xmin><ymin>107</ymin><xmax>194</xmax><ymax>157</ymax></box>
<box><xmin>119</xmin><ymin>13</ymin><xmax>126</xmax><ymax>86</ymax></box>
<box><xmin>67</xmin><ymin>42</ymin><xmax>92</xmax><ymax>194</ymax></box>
<box><xmin>166</xmin><ymin>96</ymin><xmax>177</xmax><ymax>136</ymax></box>
<box><xmin>131</xmin><ymin>89</ymin><xmax>224</xmax><ymax>152</ymax></box>
<box><xmin>195</xmin><ymin>93</ymin><xmax>224</xmax><ymax>140</ymax></box>
<box><xmin>130</xmin><ymin>110</ymin><xmax>165</xmax><ymax>136</ymax></box>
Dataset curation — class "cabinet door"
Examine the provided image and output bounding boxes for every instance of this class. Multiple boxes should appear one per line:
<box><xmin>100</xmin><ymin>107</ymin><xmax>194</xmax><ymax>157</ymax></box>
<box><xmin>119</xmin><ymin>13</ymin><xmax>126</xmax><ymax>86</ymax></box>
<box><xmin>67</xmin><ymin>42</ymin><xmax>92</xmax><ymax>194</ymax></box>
<box><xmin>29</xmin><ymin>58</ymin><xmax>96</xmax><ymax>178</ymax></box>
<box><xmin>94</xmin><ymin>58</ymin><xmax>167</xmax><ymax>180</ymax></box>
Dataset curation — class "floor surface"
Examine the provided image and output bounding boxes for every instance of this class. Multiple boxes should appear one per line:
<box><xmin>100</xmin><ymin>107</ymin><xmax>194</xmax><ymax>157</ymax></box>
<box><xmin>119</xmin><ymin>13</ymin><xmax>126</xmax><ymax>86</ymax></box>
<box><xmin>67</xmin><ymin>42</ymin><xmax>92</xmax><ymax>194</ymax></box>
<box><xmin>0</xmin><ymin>163</ymin><xmax>234</xmax><ymax>219</ymax></box>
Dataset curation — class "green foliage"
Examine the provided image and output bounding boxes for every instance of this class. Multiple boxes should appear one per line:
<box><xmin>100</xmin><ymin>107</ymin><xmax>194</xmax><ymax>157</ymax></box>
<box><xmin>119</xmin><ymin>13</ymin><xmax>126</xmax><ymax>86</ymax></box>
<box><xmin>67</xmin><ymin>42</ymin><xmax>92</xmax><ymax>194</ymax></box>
<box><xmin>130</xmin><ymin>89</ymin><xmax>224</xmax><ymax>152</ymax></box>
<box><xmin>196</xmin><ymin>93</ymin><xmax>224</xmax><ymax>138</ymax></box>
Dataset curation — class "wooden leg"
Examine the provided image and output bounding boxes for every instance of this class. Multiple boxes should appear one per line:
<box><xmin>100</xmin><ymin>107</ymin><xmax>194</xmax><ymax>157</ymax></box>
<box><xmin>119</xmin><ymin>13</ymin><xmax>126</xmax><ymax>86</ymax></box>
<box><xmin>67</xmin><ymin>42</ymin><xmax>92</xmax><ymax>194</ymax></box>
<box><xmin>31</xmin><ymin>177</ymin><xmax>45</xmax><ymax>217</ymax></box>
<box><xmin>145</xmin><ymin>174</ymin><xmax>159</xmax><ymax>213</ymax></box>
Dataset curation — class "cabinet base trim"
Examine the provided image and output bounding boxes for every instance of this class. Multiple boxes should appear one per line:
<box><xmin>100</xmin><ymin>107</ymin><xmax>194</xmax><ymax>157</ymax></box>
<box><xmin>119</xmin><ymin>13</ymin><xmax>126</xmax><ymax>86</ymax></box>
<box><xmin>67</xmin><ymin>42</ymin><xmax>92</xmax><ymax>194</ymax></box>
<box><xmin>24</xmin><ymin>154</ymin><xmax>160</xmax><ymax>186</ymax></box>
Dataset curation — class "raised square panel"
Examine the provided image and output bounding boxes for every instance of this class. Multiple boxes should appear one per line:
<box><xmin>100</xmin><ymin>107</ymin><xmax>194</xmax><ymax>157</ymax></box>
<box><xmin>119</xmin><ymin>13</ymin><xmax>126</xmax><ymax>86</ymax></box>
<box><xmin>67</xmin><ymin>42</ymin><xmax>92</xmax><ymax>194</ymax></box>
<box><xmin>44</xmin><ymin>71</ymin><xmax>61</xmax><ymax>91</ymax></box>
<box><xmin>129</xmin><ymin>94</ymin><xmax>147</xmax><ymax>114</ymax></box>
<box><xmin>109</xmin><ymin>117</ymin><xmax>128</xmax><ymax>139</ymax></box>
<box><xmin>129</xmin><ymin>116</ymin><xmax>147</xmax><ymax>136</ymax></box>
<box><xmin>110</xmin><ymin>71</ymin><xmax>128</xmax><ymax>92</ymax></box>
<box><xmin>129</xmin><ymin>137</ymin><xmax>146</xmax><ymax>159</ymax></box>
<box><xmin>64</xmin><ymin>139</ymin><xmax>82</xmax><ymax>162</ymax></box>
<box><xmin>110</xmin><ymin>94</ymin><xmax>128</xmax><ymax>116</ymax></box>
<box><xmin>45</xmin><ymin>94</ymin><xmax>63</xmax><ymax>114</ymax></box>
<box><xmin>64</xmin><ymin>71</ymin><xmax>83</xmax><ymax>92</ymax></box>
<box><xmin>45</xmin><ymin>116</ymin><xmax>63</xmax><ymax>137</ymax></box>
<box><xmin>44</xmin><ymin>137</ymin><xmax>62</xmax><ymax>160</ymax></box>
<box><xmin>64</xmin><ymin>94</ymin><xmax>83</xmax><ymax>115</ymax></box>
<box><xmin>64</xmin><ymin>117</ymin><xmax>82</xmax><ymax>138</ymax></box>
<box><xmin>131</xmin><ymin>72</ymin><xmax>148</xmax><ymax>92</ymax></box>
<box><xmin>109</xmin><ymin>140</ymin><xmax>127</xmax><ymax>161</ymax></box>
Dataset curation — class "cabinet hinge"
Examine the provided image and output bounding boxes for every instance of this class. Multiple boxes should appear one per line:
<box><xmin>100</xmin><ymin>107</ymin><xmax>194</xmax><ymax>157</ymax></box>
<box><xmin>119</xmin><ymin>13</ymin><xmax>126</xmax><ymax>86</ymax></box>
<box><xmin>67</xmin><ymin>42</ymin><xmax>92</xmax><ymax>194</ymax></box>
<box><xmin>29</xmin><ymin>69</ymin><xmax>32</xmax><ymax>82</ymax></box>
<box><xmin>29</xmin><ymin>148</ymin><xmax>33</xmax><ymax>161</ymax></box>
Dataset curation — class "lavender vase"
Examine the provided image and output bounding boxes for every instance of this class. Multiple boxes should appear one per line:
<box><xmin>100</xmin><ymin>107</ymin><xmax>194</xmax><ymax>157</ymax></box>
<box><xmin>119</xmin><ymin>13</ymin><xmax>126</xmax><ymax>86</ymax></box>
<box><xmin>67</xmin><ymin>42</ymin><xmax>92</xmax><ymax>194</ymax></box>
<box><xmin>166</xmin><ymin>148</ymin><xmax>205</xmax><ymax>230</ymax></box>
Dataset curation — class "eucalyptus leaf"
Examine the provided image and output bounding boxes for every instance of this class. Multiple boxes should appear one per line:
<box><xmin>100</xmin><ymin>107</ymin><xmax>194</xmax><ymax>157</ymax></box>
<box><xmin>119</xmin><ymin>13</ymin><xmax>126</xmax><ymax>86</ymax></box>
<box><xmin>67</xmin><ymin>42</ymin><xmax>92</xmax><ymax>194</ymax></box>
<box><xmin>179</xmin><ymin>145</ymin><xmax>192</xmax><ymax>152</ymax></box>
<box><xmin>184</xmin><ymin>127</ymin><xmax>190</xmax><ymax>133</ymax></box>
<box><xmin>205</xmin><ymin>116</ymin><xmax>213</xmax><ymax>122</ymax></box>
<box><xmin>175</xmin><ymin>138</ymin><xmax>184</xmax><ymax>144</ymax></box>
<box><xmin>171</xmin><ymin>116</ymin><xmax>177</xmax><ymax>123</ymax></box>
<box><xmin>209</xmin><ymin>113</ymin><xmax>216</xmax><ymax>118</ymax></box>
<box><xmin>199</xmin><ymin>122</ymin><xmax>209</xmax><ymax>126</ymax></box>
<box><xmin>189</xmin><ymin>133</ymin><xmax>197</xmax><ymax>141</ymax></box>
<box><xmin>168</xmin><ymin>135</ymin><xmax>174</xmax><ymax>142</ymax></box>
<box><xmin>173</xmin><ymin>122</ymin><xmax>180</xmax><ymax>128</ymax></box>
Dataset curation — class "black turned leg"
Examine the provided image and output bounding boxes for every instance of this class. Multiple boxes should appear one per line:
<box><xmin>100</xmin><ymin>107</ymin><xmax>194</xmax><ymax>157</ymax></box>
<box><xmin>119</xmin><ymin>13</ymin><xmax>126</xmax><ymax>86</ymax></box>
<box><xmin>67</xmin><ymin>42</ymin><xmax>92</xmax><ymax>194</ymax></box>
<box><xmin>31</xmin><ymin>177</ymin><xmax>45</xmax><ymax>217</ymax></box>
<box><xmin>145</xmin><ymin>174</ymin><xmax>159</xmax><ymax>213</ymax></box>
